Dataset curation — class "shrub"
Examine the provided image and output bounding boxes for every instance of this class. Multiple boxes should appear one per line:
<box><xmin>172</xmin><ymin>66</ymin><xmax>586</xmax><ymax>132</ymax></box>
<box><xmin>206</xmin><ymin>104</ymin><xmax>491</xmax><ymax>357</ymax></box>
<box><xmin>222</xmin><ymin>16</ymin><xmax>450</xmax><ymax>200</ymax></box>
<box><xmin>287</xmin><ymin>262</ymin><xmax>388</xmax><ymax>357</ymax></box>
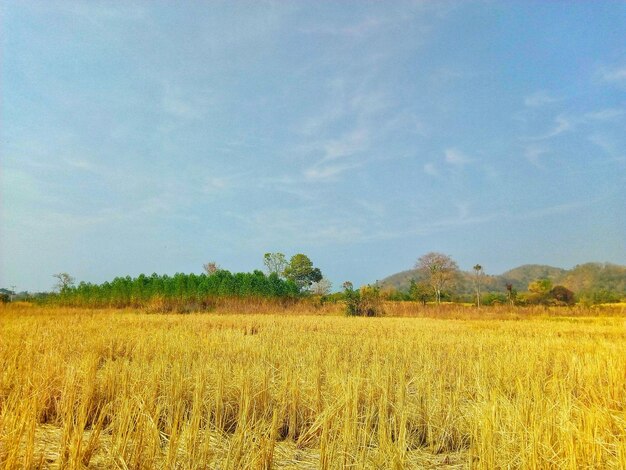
<box><xmin>550</xmin><ymin>285</ymin><xmax>575</xmax><ymax>306</ymax></box>
<box><xmin>343</xmin><ymin>282</ymin><xmax>384</xmax><ymax>317</ymax></box>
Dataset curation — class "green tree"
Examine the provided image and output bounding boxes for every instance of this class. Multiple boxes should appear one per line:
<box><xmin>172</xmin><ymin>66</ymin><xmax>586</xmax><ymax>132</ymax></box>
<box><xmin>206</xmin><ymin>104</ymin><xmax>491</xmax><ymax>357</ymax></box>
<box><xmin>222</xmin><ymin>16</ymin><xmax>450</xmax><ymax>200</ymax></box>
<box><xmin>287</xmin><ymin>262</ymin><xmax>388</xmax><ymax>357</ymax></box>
<box><xmin>263</xmin><ymin>253</ymin><xmax>287</xmax><ymax>277</ymax></box>
<box><xmin>359</xmin><ymin>285</ymin><xmax>384</xmax><ymax>316</ymax></box>
<box><xmin>342</xmin><ymin>282</ymin><xmax>383</xmax><ymax>316</ymax></box>
<box><xmin>527</xmin><ymin>278</ymin><xmax>553</xmax><ymax>304</ymax></box>
<box><xmin>53</xmin><ymin>273</ymin><xmax>75</xmax><ymax>293</ymax></box>
<box><xmin>409</xmin><ymin>279</ymin><xmax>431</xmax><ymax>306</ymax></box>
<box><xmin>415</xmin><ymin>252</ymin><xmax>459</xmax><ymax>304</ymax></box>
<box><xmin>343</xmin><ymin>282</ymin><xmax>360</xmax><ymax>316</ymax></box>
<box><xmin>528</xmin><ymin>278</ymin><xmax>553</xmax><ymax>295</ymax></box>
<box><xmin>283</xmin><ymin>254</ymin><xmax>322</xmax><ymax>292</ymax></box>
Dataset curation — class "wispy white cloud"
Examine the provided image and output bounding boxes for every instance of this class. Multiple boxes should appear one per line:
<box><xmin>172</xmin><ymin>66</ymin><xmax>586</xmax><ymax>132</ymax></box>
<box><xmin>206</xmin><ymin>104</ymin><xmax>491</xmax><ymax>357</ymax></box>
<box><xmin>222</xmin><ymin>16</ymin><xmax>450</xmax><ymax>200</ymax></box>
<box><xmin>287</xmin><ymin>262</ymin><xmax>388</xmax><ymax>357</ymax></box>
<box><xmin>322</xmin><ymin>128</ymin><xmax>369</xmax><ymax>161</ymax></box>
<box><xmin>161</xmin><ymin>84</ymin><xmax>209</xmax><ymax>120</ymax></box>
<box><xmin>454</xmin><ymin>201</ymin><xmax>470</xmax><ymax>220</ymax></box>
<box><xmin>63</xmin><ymin>157</ymin><xmax>101</xmax><ymax>173</ymax></box>
<box><xmin>588</xmin><ymin>134</ymin><xmax>626</xmax><ymax>165</ymax></box>
<box><xmin>296</xmin><ymin>125</ymin><xmax>370</xmax><ymax>182</ymax></box>
<box><xmin>298</xmin><ymin>3</ymin><xmax>446</xmax><ymax>40</ymax></box>
<box><xmin>524</xmin><ymin>145</ymin><xmax>549</xmax><ymax>168</ymax></box>
<box><xmin>202</xmin><ymin>176</ymin><xmax>231</xmax><ymax>193</ymax></box>
<box><xmin>162</xmin><ymin>96</ymin><xmax>202</xmax><ymax>120</ymax></box>
<box><xmin>482</xmin><ymin>164</ymin><xmax>499</xmax><ymax>180</ymax></box>
<box><xmin>255</xmin><ymin>175</ymin><xmax>318</xmax><ymax>201</ymax></box>
<box><xmin>545</xmin><ymin>114</ymin><xmax>572</xmax><ymax>137</ymax></box>
<box><xmin>23</xmin><ymin>2</ymin><xmax>147</xmax><ymax>24</ymax></box>
<box><xmin>600</xmin><ymin>65</ymin><xmax>626</xmax><ymax>83</ymax></box>
<box><xmin>444</xmin><ymin>148</ymin><xmax>472</xmax><ymax>166</ymax></box>
<box><xmin>429</xmin><ymin>67</ymin><xmax>475</xmax><ymax>85</ymax></box>
<box><xmin>358</xmin><ymin>199</ymin><xmax>593</xmax><ymax>242</ymax></box>
<box><xmin>304</xmin><ymin>163</ymin><xmax>357</xmax><ymax>182</ymax></box>
<box><xmin>584</xmin><ymin>108</ymin><xmax>625</xmax><ymax>121</ymax></box>
<box><xmin>513</xmin><ymin>200</ymin><xmax>590</xmax><ymax>220</ymax></box>
<box><xmin>524</xmin><ymin>90</ymin><xmax>559</xmax><ymax>107</ymax></box>
<box><xmin>423</xmin><ymin>163</ymin><xmax>438</xmax><ymax>176</ymax></box>
<box><xmin>302</xmin><ymin>17</ymin><xmax>387</xmax><ymax>38</ymax></box>
<box><xmin>526</xmin><ymin>114</ymin><xmax>572</xmax><ymax>140</ymax></box>
<box><xmin>67</xmin><ymin>3</ymin><xmax>146</xmax><ymax>22</ymax></box>
<box><xmin>588</xmin><ymin>134</ymin><xmax>613</xmax><ymax>154</ymax></box>
<box><xmin>521</xmin><ymin>104</ymin><xmax>624</xmax><ymax>147</ymax></box>
<box><xmin>296</xmin><ymin>83</ymin><xmax>390</xmax><ymax>135</ymax></box>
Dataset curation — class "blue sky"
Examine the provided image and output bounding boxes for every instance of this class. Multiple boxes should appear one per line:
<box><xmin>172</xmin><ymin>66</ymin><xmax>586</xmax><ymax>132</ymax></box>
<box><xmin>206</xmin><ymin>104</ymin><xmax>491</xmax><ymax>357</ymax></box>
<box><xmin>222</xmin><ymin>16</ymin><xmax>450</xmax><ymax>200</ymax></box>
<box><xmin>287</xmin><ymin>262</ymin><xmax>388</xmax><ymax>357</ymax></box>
<box><xmin>2</xmin><ymin>1</ymin><xmax>625</xmax><ymax>292</ymax></box>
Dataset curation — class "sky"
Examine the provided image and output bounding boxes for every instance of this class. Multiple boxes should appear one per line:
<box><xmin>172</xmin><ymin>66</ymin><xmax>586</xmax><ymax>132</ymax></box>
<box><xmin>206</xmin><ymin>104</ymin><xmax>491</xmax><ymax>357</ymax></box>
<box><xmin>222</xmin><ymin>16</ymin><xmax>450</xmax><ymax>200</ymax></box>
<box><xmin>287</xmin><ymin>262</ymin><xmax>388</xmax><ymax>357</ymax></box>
<box><xmin>1</xmin><ymin>1</ymin><xmax>625</xmax><ymax>292</ymax></box>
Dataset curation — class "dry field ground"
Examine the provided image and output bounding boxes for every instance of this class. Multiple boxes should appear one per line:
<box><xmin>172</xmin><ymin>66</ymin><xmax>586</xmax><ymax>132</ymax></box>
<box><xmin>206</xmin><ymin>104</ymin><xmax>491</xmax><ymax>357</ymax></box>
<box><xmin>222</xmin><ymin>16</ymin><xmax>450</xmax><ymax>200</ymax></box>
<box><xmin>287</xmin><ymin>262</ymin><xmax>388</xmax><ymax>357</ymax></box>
<box><xmin>0</xmin><ymin>304</ymin><xmax>625</xmax><ymax>469</ymax></box>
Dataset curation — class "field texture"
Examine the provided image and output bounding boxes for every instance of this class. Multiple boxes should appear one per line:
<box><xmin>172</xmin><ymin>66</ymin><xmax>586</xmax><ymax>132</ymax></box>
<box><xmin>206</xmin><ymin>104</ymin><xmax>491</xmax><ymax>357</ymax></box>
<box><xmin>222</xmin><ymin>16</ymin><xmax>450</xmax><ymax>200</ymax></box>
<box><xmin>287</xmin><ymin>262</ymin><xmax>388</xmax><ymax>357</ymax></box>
<box><xmin>0</xmin><ymin>306</ymin><xmax>625</xmax><ymax>469</ymax></box>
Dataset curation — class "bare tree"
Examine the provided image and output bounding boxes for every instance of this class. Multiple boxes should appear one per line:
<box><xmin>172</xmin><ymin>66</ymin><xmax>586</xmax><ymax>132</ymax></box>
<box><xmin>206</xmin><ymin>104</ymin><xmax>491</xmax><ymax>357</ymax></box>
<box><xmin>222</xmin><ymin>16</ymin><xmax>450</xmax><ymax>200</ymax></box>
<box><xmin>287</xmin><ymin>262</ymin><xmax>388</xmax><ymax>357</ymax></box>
<box><xmin>53</xmin><ymin>273</ymin><xmax>75</xmax><ymax>292</ymax></box>
<box><xmin>473</xmin><ymin>264</ymin><xmax>484</xmax><ymax>307</ymax></box>
<box><xmin>203</xmin><ymin>262</ymin><xmax>220</xmax><ymax>275</ymax></box>
<box><xmin>310</xmin><ymin>277</ymin><xmax>332</xmax><ymax>296</ymax></box>
<box><xmin>415</xmin><ymin>252</ymin><xmax>459</xmax><ymax>304</ymax></box>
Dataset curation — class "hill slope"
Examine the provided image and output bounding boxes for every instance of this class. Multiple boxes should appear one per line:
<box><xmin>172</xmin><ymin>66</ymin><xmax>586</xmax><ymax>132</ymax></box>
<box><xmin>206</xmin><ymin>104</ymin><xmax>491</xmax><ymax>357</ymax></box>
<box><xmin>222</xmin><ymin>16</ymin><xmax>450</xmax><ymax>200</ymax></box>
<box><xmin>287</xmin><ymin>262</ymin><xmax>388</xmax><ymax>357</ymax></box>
<box><xmin>379</xmin><ymin>262</ymin><xmax>626</xmax><ymax>297</ymax></box>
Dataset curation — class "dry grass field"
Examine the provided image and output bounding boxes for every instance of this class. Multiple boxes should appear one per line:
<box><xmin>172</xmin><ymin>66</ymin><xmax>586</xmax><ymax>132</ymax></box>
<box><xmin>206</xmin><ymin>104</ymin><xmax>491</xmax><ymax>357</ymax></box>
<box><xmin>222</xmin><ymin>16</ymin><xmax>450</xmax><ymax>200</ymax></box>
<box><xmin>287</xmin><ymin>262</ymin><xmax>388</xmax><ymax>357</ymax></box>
<box><xmin>0</xmin><ymin>304</ymin><xmax>625</xmax><ymax>469</ymax></box>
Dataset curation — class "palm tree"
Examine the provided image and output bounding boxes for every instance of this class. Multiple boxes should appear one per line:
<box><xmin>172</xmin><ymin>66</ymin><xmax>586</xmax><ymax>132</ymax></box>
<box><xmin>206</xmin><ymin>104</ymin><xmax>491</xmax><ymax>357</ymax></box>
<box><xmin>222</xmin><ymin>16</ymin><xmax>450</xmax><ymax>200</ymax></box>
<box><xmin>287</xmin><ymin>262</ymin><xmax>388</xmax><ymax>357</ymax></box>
<box><xmin>473</xmin><ymin>264</ymin><xmax>484</xmax><ymax>307</ymax></box>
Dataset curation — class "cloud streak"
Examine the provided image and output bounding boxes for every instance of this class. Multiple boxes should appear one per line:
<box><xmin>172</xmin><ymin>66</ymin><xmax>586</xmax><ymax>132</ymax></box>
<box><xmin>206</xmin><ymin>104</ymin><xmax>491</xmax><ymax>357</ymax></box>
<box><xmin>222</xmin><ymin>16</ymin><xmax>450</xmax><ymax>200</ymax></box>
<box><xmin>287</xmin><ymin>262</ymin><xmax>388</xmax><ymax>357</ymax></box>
<box><xmin>524</xmin><ymin>90</ymin><xmax>559</xmax><ymax>107</ymax></box>
<box><xmin>600</xmin><ymin>66</ymin><xmax>626</xmax><ymax>83</ymax></box>
<box><xmin>444</xmin><ymin>148</ymin><xmax>472</xmax><ymax>166</ymax></box>
<box><xmin>526</xmin><ymin>114</ymin><xmax>573</xmax><ymax>140</ymax></box>
<box><xmin>304</xmin><ymin>164</ymin><xmax>357</xmax><ymax>182</ymax></box>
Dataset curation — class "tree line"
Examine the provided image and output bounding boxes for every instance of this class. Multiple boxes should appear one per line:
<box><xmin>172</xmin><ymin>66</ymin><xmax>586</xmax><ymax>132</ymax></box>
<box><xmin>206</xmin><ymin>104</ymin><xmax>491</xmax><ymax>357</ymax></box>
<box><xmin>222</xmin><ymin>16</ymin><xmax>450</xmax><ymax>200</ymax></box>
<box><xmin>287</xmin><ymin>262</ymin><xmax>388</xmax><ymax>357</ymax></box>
<box><xmin>5</xmin><ymin>251</ymin><xmax>622</xmax><ymax>310</ymax></box>
<box><xmin>380</xmin><ymin>252</ymin><xmax>582</xmax><ymax>307</ymax></box>
<box><xmin>47</xmin><ymin>253</ymin><xmax>326</xmax><ymax>308</ymax></box>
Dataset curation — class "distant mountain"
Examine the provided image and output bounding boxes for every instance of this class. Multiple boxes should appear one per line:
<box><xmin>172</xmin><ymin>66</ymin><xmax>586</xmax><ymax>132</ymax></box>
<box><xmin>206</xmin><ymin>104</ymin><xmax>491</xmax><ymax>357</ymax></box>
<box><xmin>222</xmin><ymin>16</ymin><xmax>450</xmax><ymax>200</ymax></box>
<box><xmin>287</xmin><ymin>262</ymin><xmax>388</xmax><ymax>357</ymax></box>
<box><xmin>378</xmin><ymin>262</ymin><xmax>626</xmax><ymax>297</ymax></box>
<box><xmin>559</xmin><ymin>263</ymin><xmax>626</xmax><ymax>294</ymax></box>
<box><xmin>378</xmin><ymin>269</ymin><xmax>425</xmax><ymax>293</ymax></box>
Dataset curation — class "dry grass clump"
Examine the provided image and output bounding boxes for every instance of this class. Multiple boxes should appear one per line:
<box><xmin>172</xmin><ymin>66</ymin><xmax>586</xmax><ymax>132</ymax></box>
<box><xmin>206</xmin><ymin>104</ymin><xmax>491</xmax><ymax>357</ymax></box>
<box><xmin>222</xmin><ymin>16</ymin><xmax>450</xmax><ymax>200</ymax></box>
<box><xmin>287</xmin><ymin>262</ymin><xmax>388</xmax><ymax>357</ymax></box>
<box><xmin>0</xmin><ymin>305</ymin><xmax>624</xmax><ymax>468</ymax></box>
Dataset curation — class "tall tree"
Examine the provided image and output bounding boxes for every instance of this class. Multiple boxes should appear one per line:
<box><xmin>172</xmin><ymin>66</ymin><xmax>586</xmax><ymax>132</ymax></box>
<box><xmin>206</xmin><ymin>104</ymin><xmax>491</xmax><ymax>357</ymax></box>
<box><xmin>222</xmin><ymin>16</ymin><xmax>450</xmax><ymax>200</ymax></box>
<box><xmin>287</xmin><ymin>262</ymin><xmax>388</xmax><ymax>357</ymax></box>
<box><xmin>53</xmin><ymin>273</ymin><xmax>75</xmax><ymax>293</ymax></box>
<box><xmin>263</xmin><ymin>252</ymin><xmax>287</xmax><ymax>277</ymax></box>
<box><xmin>415</xmin><ymin>252</ymin><xmax>459</xmax><ymax>304</ymax></box>
<box><xmin>473</xmin><ymin>264</ymin><xmax>484</xmax><ymax>307</ymax></box>
<box><xmin>283</xmin><ymin>254</ymin><xmax>322</xmax><ymax>292</ymax></box>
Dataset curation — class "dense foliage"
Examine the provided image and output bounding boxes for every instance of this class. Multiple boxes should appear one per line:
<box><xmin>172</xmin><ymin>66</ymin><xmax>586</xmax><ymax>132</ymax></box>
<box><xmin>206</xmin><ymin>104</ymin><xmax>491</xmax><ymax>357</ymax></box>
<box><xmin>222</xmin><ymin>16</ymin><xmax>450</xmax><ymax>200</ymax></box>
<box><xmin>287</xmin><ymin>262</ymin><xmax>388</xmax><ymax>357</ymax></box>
<box><xmin>343</xmin><ymin>282</ymin><xmax>384</xmax><ymax>316</ymax></box>
<box><xmin>48</xmin><ymin>270</ymin><xmax>301</xmax><ymax>308</ymax></box>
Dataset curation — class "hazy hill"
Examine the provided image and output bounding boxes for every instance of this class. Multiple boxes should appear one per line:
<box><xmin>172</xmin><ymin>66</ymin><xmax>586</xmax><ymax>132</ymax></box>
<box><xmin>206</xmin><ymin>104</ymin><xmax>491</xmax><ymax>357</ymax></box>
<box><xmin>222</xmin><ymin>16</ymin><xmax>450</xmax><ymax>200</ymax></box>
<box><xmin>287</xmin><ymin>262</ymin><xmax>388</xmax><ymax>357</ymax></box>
<box><xmin>558</xmin><ymin>263</ymin><xmax>626</xmax><ymax>294</ymax></box>
<box><xmin>500</xmin><ymin>265</ymin><xmax>566</xmax><ymax>290</ymax></box>
<box><xmin>379</xmin><ymin>262</ymin><xmax>626</xmax><ymax>297</ymax></box>
<box><xmin>378</xmin><ymin>268</ymin><xmax>504</xmax><ymax>294</ymax></box>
